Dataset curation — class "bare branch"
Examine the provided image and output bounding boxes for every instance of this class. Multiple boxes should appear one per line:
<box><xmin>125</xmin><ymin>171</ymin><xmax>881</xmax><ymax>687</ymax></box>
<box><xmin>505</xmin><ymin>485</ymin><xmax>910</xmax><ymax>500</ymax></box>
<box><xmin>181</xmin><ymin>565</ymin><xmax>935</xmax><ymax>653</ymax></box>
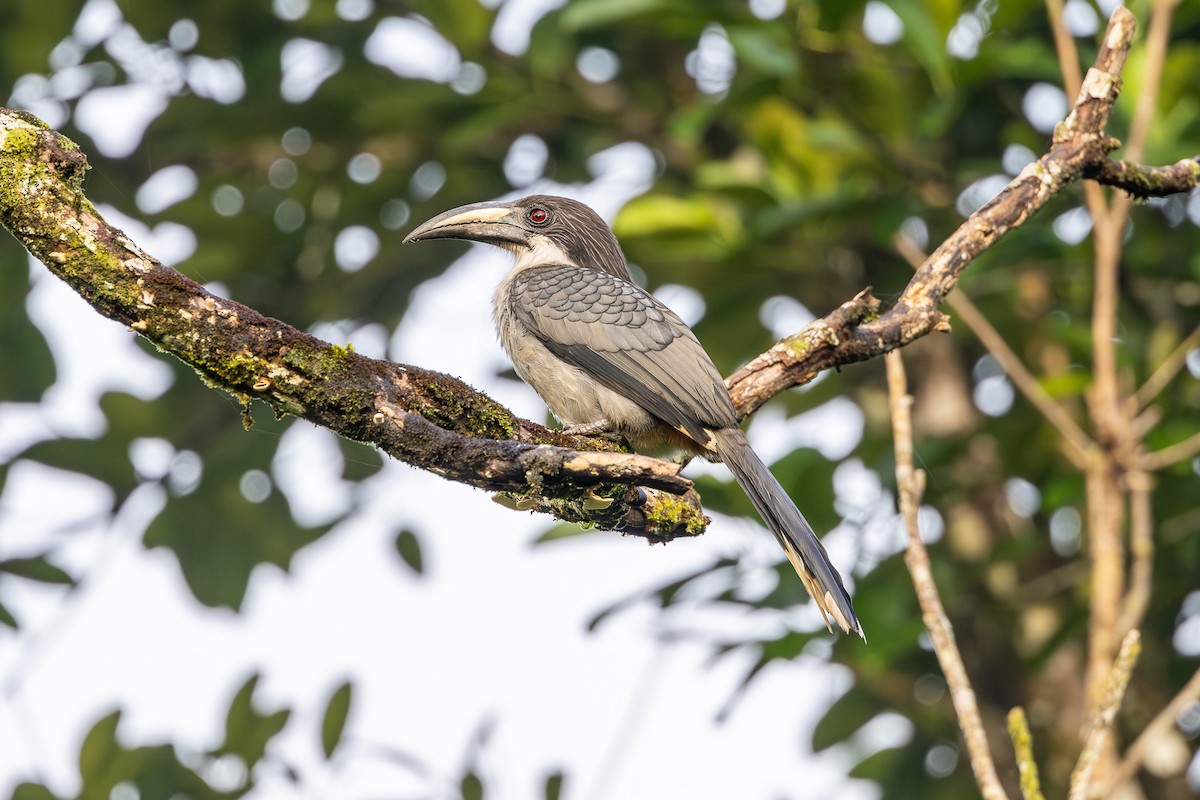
<box><xmin>1141</xmin><ymin>431</ymin><xmax>1200</xmax><ymax>470</ymax></box>
<box><xmin>886</xmin><ymin>350</ymin><xmax>1009</xmax><ymax>800</ymax></box>
<box><xmin>1116</xmin><ymin>474</ymin><xmax>1154</xmax><ymax>639</ymax></box>
<box><xmin>894</xmin><ymin>234</ymin><xmax>1094</xmax><ymax>465</ymax></box>
<box><xmin>1070</xmin><ymin>629</ymin><xmax>1142</xmax><ymax>800</ymax></box>
<box><xmin>726</xmin><ymin>6</ymin><xmax>1151</xmax><ymax>405</ymax></box>
<box><xmin>1084</xmin><ymin>157</ymin><xmax>1200</xmax><ymax>198</ymax></box>
<box><xmin>1103</xmin><ymin>664</ymin><xmax>1200</xmax><ymax>792</ymax></box>
<box><xmin>1045</xmin><ymin>0</ymin><xmax>1083</xmax><ymax>97</ymax></box>
<box><xmin>1132</xmin><ymin>324</ymin><xmax>1200</xmax><ymax>409</ymax></box>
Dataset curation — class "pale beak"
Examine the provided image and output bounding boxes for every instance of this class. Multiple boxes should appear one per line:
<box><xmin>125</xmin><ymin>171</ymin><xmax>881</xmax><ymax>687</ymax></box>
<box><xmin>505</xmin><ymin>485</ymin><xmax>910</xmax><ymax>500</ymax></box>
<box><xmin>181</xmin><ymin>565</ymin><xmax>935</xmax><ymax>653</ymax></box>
<box><xmin>403</xmin><ymin>200</ymin><xmax>529</xmax><ymax>248</ymax></box>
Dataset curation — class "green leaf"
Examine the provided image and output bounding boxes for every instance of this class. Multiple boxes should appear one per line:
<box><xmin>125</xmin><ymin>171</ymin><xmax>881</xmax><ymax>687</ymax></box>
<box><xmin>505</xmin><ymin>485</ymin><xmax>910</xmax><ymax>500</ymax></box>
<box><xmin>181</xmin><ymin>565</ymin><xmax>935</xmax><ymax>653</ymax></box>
<box><xmin>0</xmin><ymin>555</ymin><xmax>75</xmax><ymax>585</ymax></box>
<box><xmin>460</xmin><ymin>771</ymin><xmax>484</xmax><ymax>800</ymax></box>
<box><xmin>559</xmin><ymin>0</ymin><xmax>691</xmax><ymax>31</ymax></box>
<box><xmin>320</xmin><ymin>680</ymin><xmax>354</xmax><ymax>759</ymax></box>
<box><xmin>888</xmin><ymin>0</ymin><xmax>955</xmax><ymax>96</ymax></box>
<box><xmin>544</xmin><ymin>770</ymin><xmax>564</xmax><ymax>800</ymax></box>
<box><xmin>394</xmin><ymin>529</ymin><xmax>424</xmax><ymax>575</ymax></box>
<box><xmin>812</xmin><ymin>687</ymin><xmax>880</xmax><ymax>751</ymax></box>
<box><xmin>78</xmin><ymin>710</ymin><xmax>122</xmax><ymax>787</ymax></box>
<box><xmin>12</xmin><ymin>783</ymin><xmax>60</xmax><ymax>800</ymax></box>
<box><xmin>0</xmin><ymin>602</ymin><xmax>17</xmax><ymax>629</ymax></box>
<box><xmin>218</xmin><ymin>674</ymin><xmax>292</xmax><ymax>768</ymax></box>
<box><xmin>143</xmin><ymin>418</ymin><xmax>330</xmax><ymax>609</ymax></box>
<box><xmin>615</xmin><ymin>194</ymin><xmax>739</xmax><ymax>240</ymax></box>
<box><xmin>0</xmin><ymin>262</ymin><xmax>54</xmax><ymax>401</ymax></box>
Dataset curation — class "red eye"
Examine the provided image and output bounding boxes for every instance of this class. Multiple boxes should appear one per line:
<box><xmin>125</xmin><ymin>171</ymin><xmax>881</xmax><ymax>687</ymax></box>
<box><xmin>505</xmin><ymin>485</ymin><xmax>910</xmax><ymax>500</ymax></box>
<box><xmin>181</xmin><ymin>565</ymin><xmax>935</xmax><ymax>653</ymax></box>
<box><xmin>528</xmin><ymin>207</ymin><xmax>549</xmax><ymax>225</ymax></box>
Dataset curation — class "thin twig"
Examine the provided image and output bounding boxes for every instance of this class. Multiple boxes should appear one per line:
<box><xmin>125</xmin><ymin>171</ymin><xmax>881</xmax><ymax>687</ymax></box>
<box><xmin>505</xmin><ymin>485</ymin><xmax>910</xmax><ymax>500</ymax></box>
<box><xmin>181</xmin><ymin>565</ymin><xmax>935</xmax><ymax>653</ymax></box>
<box><xmin>1103</xmin><ymin>664</ymin><xmax>1200</xmax><ymax>792</ymax></box>
<box><xmin>1141</xmin><ymin>430</ymin><xmax>1200</xmax><ymax>470</ymax></box>
<box><xmin>1132</xmin><ymin>324</ymin><xmax>1200</xmax><ymax>409</ymax></box>
<box><xmin>1045</xmin><ymin>0</ymin><xmax>1084</xmax><ymax>98</ymax></box>
<box><xmin>894</xmin><ymin>234</ymin><xmax>1094</xmax><ymax>466</ymax></box>
<box><xmin>1115</xmin><ymin>474</ymin><xmax>1154</xmax><ymax>638</ymax></box>
<box><xmin>1006</xmin><ymin>707</ymin><xmax>1046</xmax><ymax>800</ymax></box>
<box><xmin>1079</xmin><ymin>4</ymin><xmax>1142</xmax><ymax>729</ymax></box>
<box><xmin>1084</xmin><ymin>157</ymin><xmax>1200</xmax><ymax>199</ymax></box>
<box><xmin>886</xmin><ymin>350</ymin><xmax>1009</xmax><ymax>800</ymax></box>
<box><xmin>1069</xmin><ymin>629</ymin><xmax>1142</xmax><ymax>800</ymax></box>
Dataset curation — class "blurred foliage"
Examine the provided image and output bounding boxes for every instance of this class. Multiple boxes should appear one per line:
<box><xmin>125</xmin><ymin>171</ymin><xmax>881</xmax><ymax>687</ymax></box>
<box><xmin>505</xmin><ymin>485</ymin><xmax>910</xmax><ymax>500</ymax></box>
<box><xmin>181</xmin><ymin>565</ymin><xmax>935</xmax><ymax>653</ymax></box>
<box><xmin>2</xmin><ymin>0</ymin><xmax>1200</xmax><ymax>797</ymax></box>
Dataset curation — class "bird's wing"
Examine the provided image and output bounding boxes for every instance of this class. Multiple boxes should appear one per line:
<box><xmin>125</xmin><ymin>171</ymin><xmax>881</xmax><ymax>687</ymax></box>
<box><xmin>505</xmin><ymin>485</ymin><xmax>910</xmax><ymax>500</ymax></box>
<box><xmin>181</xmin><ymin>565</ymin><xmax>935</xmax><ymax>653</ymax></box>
<box><xmin>510</xmin><ymin>264</ymin><xmax>738</xmax><ymax>442</ymax></box>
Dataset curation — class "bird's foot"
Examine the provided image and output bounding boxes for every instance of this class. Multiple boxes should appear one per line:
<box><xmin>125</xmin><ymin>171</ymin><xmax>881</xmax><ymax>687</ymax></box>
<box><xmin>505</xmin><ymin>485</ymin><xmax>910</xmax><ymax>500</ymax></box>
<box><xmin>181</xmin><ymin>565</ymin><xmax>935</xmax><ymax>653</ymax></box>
<box><xmin>561</xmin><ymin>419</ymin><xmax>613</xmax><ymax>436</ymax></box>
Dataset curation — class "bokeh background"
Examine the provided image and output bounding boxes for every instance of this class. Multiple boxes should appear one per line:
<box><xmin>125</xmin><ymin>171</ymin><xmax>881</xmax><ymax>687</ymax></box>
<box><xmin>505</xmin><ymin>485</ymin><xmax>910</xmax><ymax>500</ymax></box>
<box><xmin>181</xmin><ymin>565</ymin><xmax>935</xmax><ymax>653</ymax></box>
<box><xmin>1</xmin><ymin>0</ymin><xmax>1198</xmax><ymax>798</ymax></box>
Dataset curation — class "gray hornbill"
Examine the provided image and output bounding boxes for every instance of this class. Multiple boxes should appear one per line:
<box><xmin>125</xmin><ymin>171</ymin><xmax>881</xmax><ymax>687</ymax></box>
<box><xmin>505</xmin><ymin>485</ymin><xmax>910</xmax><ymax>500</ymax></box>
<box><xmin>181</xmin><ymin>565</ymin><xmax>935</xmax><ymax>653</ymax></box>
<box><xmin>405</xmin><ymin>195</ymin><xmax>862</xmax><ymax>638</ymax></box>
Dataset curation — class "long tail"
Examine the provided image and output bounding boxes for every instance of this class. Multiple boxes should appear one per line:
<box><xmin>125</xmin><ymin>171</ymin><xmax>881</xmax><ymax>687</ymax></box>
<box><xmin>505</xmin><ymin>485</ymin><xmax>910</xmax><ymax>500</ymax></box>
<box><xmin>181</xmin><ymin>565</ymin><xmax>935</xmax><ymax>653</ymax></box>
<box><xmin>711</xmin><ymin>427</ymin><xmax>863</xmax><ymax>639</ymax></box>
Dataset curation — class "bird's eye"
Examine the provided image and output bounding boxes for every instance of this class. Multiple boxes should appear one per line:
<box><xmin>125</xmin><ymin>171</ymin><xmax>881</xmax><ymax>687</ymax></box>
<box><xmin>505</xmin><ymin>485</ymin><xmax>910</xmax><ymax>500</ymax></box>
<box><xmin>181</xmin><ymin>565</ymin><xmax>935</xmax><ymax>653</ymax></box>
<box><xmin>528</xmin><ymin>207</ymin><xmax>549</xmax><ymax>225</ymax></box>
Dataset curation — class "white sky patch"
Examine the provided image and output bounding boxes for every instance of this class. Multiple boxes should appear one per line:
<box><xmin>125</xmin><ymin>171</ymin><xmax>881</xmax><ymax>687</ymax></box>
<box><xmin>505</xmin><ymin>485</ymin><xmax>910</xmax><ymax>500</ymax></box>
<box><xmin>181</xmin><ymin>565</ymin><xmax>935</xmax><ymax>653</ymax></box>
<box><xmin>759</xmin><ymin>294</ymin><xmax>815</xmax><ymax>340</ymax></box>
<box><xmin>1002</xmin><ymin>143</ymin><xmax>1037</xmax><ymax>176</ymax></box>
<box><xmin>333</xmin><ymin>225</ymin><xmax>380</xmax><ymax>272</ymax></box>
<box><xmin>653</xmin><ymin>284</ymin><xmax>706</xmax><ymax>327</ymax></box>
<box><xmin>168</xmin><ymin>18</ymin><xmax>198</xmax><ymax>51</ymax></box>
<box><xmin>899</xmin><ymin>216</ymin><xmax>929</xmax><ymax>250</ymax></box>
<box><xmin>74</xmin><ymin>84</ymin><xmax>168</xmax><ymax>158</ymax></box>
<box><xmin>97</xmin><ymin>204</ymin><xmax>197</xmax><ymax>265</ymax></box>
<box><xmin>491</xmin><ymin>0</ymin><xmax>567</xmax><ymax>56</ymax></box>
<box><xmin>956</xmin><ymin>174</ymin><xmax>1009</xmax><ymax>217</ymax></box>
<box><xmin>136</xmin><ymin>165</ymin><xmax>199</xmax><ymax>215</ymax></box>
<box><xmin>72</xmin><ymin>0</ymin><xmax>123</xmax><ymax>47</ymax></box>
<box><xmin>577</xmin><ymin>46</ymin><xmax>620</xmax><ymax>83</ymax></box>
<box><xmin>336</xmin><ymin>0</ymin><xmax>373</xmax><ymax>21</ymax></box>
<box><xmin>1062</xmin><ymin>0</ymin><xmax>1099</xmax><ymax>36</ymax></box>
<box><xmin>863</xmin><ymin>1</ymin><xmax>904</xmax><ymax>45</ymax></box>
<box><xmin>280</xmin><ymin>38</ymin><xmax>343</xmax><ymax>103</ymax></box>
<box><xmin>365</xmin><ymin>17</ymin><xmax>461</xmax><ymax>82</ymax></box>
<box><xmin>686</xmin><ymin>24</ymin><xmax>736</xmax><ymax>96</ymax></box>
<box><xmin>1053</xmin><ymin>205</ymin><xmax>1094</xmax><ymax>245</ymax></box>
<box><xmin>186</xmin><ymin>56</ymin><xmax>246</xmax><ymax>104</ymax></box>
<box><xmin>749</xmin><ymin>0</ymin><xmax>786</xmax><ymax>21</ymax></box>
<box><xmin>1023</xmin><ymin>82</ymin><xmax>1069</xmax><ymax>133</ymax></box>
<box><xmin>504</xmin><ymin>133</ymin><xmax>549</xmax><ymax>188</ymax></box>
<box><xmin>347</xmin><ymin>152</ymin><xmax>382</xmax><ymax>184</ymax></box>
<box><xmin>746</xmin><ymin>399</ymin><xmax>865</xmax><ymax>464</ymax></box>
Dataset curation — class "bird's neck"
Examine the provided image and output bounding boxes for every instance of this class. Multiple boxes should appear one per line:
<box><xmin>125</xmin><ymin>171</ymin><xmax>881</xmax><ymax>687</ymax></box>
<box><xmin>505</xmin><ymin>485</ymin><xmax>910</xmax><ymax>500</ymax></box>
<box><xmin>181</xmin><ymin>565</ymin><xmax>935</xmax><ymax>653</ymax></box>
<box><xmin>512</xmin><ymin>235</ymin><xmax>575</xmax><ymax>273</ymax></box>
<box><xmin>512</xmin><ymin>234</ymin><xmax>633</xmax><ymax>283</ymax></box>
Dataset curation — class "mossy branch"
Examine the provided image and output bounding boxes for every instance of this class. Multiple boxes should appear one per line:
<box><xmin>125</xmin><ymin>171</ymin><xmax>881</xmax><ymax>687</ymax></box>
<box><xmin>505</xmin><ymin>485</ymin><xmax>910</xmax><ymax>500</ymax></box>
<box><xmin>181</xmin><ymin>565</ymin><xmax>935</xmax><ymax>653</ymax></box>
<box><xmin>0</xmin><ymin>108</ymin><xmax>703</xmax><ymax>540</ymax></box>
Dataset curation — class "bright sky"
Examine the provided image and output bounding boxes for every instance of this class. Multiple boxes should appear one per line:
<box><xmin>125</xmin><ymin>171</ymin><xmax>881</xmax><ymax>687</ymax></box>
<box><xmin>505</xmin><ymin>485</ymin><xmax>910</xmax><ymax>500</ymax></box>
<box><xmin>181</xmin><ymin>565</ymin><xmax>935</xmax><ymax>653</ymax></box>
<box><xmin>0</xmin><ymin>2</ymin><xmax>919</xmax><ymax>798</ymax></box>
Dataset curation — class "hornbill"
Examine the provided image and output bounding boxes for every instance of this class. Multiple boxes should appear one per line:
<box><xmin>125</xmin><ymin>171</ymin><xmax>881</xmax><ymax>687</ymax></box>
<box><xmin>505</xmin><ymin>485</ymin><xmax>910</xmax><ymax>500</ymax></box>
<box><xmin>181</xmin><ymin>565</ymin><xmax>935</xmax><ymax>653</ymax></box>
<box><xmin>405</xmin><ymin>195</ymin><xmax>862</xmax><ymax>638</ymax></box>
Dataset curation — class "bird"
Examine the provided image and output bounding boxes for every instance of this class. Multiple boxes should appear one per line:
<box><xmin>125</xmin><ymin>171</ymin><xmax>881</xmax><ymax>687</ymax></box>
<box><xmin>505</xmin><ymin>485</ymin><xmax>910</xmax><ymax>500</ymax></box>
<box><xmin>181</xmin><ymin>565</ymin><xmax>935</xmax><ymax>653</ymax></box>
<box><xmin>405</xmin><ymin>194</ymin><xmax>862</xmax><ymax>638</ymax></box>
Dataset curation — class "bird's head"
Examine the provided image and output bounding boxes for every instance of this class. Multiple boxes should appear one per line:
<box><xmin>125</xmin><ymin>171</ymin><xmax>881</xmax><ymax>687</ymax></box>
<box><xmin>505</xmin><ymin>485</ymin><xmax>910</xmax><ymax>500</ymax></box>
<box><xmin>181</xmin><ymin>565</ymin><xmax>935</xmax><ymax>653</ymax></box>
<box><xmin>404</xmin><ymin>195</ymin><xmax>630</xmax><ymax>280</ymax></box>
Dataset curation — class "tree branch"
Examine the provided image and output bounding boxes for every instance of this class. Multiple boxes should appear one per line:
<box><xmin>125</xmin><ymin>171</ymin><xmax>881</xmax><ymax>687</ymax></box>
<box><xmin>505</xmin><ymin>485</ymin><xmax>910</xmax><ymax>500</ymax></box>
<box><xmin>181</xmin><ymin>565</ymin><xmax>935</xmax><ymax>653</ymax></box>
<box><xmin>0</xmin><ymin>108</ymin><xmax>704</xmax><ymax>540</ymax></box>
<box><xmin>0</xmin><ymin>6</ymin><xmax>1192</xmax><ymax>545</ymax></box>
<box><xmin>893</xmin><ymin>234</ymin><xmax>1094</xmax><ymax>466</ymax></box>
<box><xmin>1069</xmin><ymin>629</ymin><xmax>1142</xmax><ymax>800</ymax></box>
<box><xmin>728</xmin><ymin>6</ymin><xmax>1195</xmax><ymax>411</ymax></box>
<box><xmin>886</xmin><ymin>350</ymin><xmax>1009</xmax><ymax>800</ymax></box>
<box><xmin>1102</xmin><ymin>663</ymin><xmax>1200</xmax><ymax>793</ymax></box>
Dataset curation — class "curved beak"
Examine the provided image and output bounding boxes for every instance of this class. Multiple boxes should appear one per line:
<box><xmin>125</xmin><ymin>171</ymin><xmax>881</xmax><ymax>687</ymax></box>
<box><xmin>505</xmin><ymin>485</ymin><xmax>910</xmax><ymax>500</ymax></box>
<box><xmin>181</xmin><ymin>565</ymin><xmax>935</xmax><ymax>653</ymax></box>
<box><xmin>403</xmin><ymin>200</ymin><xmax>530</xmax><ymax>249</ymax></box>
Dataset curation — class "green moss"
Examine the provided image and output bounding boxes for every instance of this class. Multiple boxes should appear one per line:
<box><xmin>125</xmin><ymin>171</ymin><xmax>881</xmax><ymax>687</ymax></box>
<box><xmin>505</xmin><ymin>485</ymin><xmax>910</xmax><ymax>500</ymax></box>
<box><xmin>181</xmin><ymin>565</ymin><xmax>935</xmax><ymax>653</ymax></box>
<box><xmin>416</xmin><ymin>373</ymin><xmax>516</xmax><ymax>440</ymax></box>
<box><xmin>320</xmin><ymin>343</ymin><xmax>355</xmax><ymax>370</ymax></box>
<box><xmin>644</xmin><ymin>493</ymin><xmax>707</xmax><ymax>537</ymax></box>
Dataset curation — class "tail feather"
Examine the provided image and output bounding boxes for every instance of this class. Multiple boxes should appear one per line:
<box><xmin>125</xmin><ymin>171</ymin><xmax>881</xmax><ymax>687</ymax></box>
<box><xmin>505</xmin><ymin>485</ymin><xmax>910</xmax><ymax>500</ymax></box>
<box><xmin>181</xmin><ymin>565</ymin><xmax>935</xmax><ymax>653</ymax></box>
<box><xmin>711</xmin><ymin>427</ymin><xmax>863</xmax><ymax>639</ymax></box>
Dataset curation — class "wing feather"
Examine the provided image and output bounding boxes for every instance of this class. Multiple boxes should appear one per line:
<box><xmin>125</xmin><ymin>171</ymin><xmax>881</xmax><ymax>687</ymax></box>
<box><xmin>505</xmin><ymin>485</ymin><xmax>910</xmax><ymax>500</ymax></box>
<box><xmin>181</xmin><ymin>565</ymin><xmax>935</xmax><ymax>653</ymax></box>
<box><xmin>511</xmin><ymin>265</ymin><xmax>738</xmax><ymax>442</ymax></box>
